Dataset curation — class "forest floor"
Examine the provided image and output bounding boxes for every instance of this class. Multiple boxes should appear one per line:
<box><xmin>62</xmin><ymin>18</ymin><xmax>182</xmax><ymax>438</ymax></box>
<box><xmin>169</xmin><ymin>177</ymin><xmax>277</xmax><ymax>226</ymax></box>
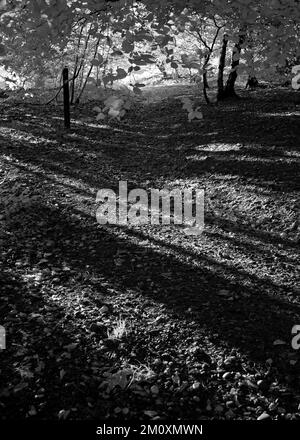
<box><xmin>0</xmin><ymin>86</ymin><xmax>300</xmax><ymax>421</ymax></box>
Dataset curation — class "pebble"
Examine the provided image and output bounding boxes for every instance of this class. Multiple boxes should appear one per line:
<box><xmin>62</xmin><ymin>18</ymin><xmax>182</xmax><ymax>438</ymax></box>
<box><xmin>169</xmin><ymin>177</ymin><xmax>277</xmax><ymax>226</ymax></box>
<box><xmin>191</xmin><ymin>381</ymin><xmax>201</xmax><ymax>391</ymax></box>
<box><xmin>257</xmin><ymin>412</ymin><xmax>270</xmax><ymax>421</ymax></box>
<box><xmin>222</xmin><ymin>372</ymin><xmax>232</xmax><ymax>380</ymax></box>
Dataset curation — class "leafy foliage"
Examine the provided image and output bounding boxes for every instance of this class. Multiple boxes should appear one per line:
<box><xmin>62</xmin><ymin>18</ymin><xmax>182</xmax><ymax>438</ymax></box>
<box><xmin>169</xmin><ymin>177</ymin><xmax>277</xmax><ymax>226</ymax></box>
<box><xmin>92</xmin><ymin>86</ymin><xmax>137</xmax><ymax>121</ymax></box>
<box><xmin>1</xmin><ymin>0</ymin><xmax>299</xmax><ymax>103</ymax></box>
<box><xmin>181</xmin><ymin>97</ymin><xmax>203</xmax><ymax>122</ymax></box>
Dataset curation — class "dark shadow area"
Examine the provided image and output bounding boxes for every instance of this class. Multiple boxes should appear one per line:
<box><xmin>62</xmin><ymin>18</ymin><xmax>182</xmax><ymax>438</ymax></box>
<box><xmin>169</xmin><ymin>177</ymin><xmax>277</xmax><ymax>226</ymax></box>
<box><xmin>0</xmin><ymin>268</ymin><xmax>117</xmax><ymax>419</ymax></box>
<box><xmin>3</xmin><ymin>202</ymin><xmax>299</xmax><ymax>373</ymax></box>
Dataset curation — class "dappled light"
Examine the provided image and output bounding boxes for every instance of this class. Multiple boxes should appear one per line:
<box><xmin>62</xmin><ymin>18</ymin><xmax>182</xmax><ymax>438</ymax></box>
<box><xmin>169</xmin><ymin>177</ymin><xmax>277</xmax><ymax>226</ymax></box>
<box><xmin>1</xmin><ymin>86</ymin><xmax>299</xmax><ymax>423</ymax></box>
<box><xmin>0</xmin><ymin>0</ymin><xmax>300</xmax><ymax>430</ymax></box>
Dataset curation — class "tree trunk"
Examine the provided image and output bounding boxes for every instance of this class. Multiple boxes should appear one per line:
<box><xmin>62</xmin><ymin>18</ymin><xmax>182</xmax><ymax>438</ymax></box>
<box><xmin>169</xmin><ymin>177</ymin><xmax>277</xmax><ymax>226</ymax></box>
<box><xmin>203</xmin><ymin>54</ymin><xmax>211</xmax><ymax>104</ymax></box>
<box><xmin>71</xmin><ymin>24</ymin><xmax>84</xmax><ymax>104</ymax></box>
<box><xmin>245</xmin><ymin>75</ymin><xmax>258</xmax><ymax>89</ymax></box>
<box><xmin>245</xmin><ymin>48</ymin><xmax>258</xmax><ymax>89</ymax></box>
<box><xmin>217</xmin><ymin>34</ymin><xmax>228</xmax><ymax>101</ymax></box>
<box><xmin>76</xmin><ymin>36</ymin><xmax>101</xmax><ymax>104</ymax></box>
<box><xmin>196</xmin><ymin>22</ymin><xmax>223</xmax><ymax>104</ymax></box>
<box><xmin>72</xmin><ymin>26</ymin><xmax>91</xmax><ymax>104</ymax></box>
<box><xmin>222</xmin><ymin>32</ymin><xmax>246</xmax><ymax>99</ymax></box>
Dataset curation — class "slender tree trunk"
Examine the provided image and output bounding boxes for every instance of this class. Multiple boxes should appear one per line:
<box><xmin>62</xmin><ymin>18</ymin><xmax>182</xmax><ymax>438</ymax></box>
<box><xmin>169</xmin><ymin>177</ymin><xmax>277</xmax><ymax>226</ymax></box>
<box><xmin>78</xmin><ymin>63</ymin><xmax>85</xmax><ymax>91</ymax></box>
<box><xmin>217</xmin><ymin>34</ymin><xmax>228</xmax><ymax>101</ymax></box>
<box><xmin>96</xmin><ymin>65</ymin><xmax>101</xmax><ymax>86</ymax></box>
<box><xmin>196</xmin><ymin>22</ymin><xmax>223</xmax><ymax>104</ymax></box>
<box><xmin>71</xmin><ymin>59</ymin><xmax>79</xmax><ymax>105</ymax></box>
<box><xmin>223</xmin><ymin>32</ymin><xmax>246</xmax><ymax>98</ymax></box>
<box><xmin>72</xmin><ymin>26</ymin><xmax>91</xmax><ymax>103</ymax></box>
<box><xmin>245</xmin><ymin>51</ymin><xmax>258</xmax><ymax>89</ymax></box>
<box><xmin>244</xmin><ymin>37</ymin><xmax>259</xmax><ymax>90</ymax></box>
<box><xmin>71</xmin><ymin>24</ymin><xmax>84</xmax><ymax>104</ymax></box>
<box><xmin>203</xmin><ymin>55</ymin><xmax>211</xmax><ymax>104</ymax></box>
<box><xmin>76</xmin><ymin>36</ymin><xmax>101</xmax><ymax>104</ymax></box>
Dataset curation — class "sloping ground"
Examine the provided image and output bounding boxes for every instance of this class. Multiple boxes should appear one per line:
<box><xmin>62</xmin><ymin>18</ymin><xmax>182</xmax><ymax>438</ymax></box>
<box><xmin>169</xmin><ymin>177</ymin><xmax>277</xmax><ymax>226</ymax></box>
<box><xmin>0</xmin><ymin>87</ymin><xmax>299</xmax><ymax>420</ymax></box>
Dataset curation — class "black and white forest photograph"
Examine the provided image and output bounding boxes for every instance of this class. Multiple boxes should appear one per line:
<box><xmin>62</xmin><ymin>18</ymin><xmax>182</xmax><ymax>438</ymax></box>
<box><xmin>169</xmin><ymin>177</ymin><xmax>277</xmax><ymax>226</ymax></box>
<box><xmin>0</xmin><ymin>0</ymin><xmax>299</xmax><ymax>437</ymax></box>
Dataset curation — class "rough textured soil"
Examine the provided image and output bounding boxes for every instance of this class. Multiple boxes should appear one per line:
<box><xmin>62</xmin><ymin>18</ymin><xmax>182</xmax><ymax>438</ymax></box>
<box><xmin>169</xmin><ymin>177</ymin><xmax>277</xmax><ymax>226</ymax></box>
<box><xmin>0</xmin><ymin>86</ymin><xmax>299</xmax><ymax>420</ymax></box>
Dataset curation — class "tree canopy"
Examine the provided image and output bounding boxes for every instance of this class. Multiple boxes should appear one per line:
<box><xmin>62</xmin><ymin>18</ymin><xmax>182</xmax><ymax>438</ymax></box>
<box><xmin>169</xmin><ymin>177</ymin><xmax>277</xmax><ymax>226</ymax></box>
<box><xmin>0</xmin><ymin>0</ymin><xmax>299</xmax><ymax>101</ymax></box>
